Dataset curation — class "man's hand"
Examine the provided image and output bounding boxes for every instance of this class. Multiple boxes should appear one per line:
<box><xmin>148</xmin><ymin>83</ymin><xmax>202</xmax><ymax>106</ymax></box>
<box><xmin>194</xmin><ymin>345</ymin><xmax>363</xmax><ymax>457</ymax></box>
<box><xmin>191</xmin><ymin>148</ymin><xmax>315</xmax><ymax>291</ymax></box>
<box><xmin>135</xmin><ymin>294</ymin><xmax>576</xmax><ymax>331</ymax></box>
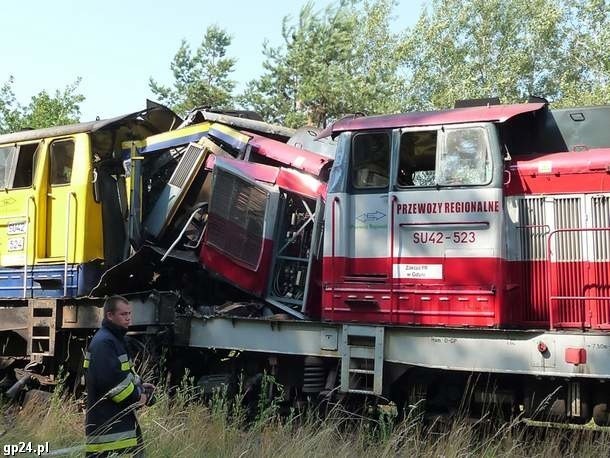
<box><xmin>139</xmin><ymin>383</ymin><xmax>155</xmax><ymax>407</ymax></box>
<box><xmin>138</xmin><ymin>393</ymin><xmax>148</xmax><ymax>406</ymax></box>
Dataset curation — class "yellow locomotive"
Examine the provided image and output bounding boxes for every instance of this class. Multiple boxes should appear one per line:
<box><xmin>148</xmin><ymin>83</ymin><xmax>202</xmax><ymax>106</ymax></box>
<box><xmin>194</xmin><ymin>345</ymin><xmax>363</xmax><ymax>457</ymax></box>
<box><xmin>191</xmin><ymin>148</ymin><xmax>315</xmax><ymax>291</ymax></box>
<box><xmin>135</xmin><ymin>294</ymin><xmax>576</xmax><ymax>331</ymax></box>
<box><xmin>0</xmin><ymin>104</ymin><xmax>180</xmax><ymax>299</ymax></box>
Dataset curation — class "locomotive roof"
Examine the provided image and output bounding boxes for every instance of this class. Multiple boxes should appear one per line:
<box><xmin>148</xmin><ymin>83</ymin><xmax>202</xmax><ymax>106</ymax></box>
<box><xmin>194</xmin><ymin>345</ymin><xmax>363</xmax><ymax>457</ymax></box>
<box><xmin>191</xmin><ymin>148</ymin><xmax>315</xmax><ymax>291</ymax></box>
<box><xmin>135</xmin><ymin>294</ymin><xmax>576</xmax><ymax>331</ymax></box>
<box><xmin>319</xmin><ymin>102</ymin><xmax>546</xmax><ymax>138</ymax></box>
<box><xmin>0</xmin><ymin>102</ymin><xmax>180</xmax><ymax>145</ymax></box>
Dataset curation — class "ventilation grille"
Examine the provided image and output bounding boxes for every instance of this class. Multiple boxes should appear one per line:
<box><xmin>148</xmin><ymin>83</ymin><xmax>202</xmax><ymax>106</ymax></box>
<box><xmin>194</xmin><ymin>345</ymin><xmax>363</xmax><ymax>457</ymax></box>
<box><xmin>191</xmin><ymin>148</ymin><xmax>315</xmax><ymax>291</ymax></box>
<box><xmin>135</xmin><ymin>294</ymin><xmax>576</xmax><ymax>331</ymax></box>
<box><xmin>553</xmin><ymin>197</ymin><xmax>582</xmax><ymax>262</ymax></box>
<box><xmin>552</xmin><ymin>197</ymin><xmax>585</xmax><ymax>326</ymax></box>
<box><xmin>592</xmin><ymin>196</ymin><xmax>610</xmax><ymax>262</ymax></box>
<box><xmin>518</xmin><ymin>197</ymin><xmax>546</xmax><ymax>261</ymax></box>
<box><xmin>207</xmin><ymin>169</ymin><xmax>268</xmax><ymax>270</ymax></box>
<box><xmin>591</xmin><ymin>196</ymin><xmax>610</xmax><ymax>325</ymax></box>
<box><xmin>169</xmin><ymin>143</ymin><xmax>204</xmax><ymax>188</ymax></box>
<box><xmin>517</xmin><ymin>197</ymin><xmax>548</xmax><ymax>322</ymax></box>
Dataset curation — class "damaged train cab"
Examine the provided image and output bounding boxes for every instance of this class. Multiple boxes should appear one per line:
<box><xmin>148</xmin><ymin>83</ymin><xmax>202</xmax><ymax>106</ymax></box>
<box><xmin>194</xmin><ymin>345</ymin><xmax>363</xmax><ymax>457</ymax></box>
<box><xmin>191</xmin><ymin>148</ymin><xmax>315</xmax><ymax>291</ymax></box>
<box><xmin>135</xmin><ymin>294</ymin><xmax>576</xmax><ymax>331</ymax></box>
<box><xmin>0</xmin><ymin>104</ymin><xmax>179</xmax><ymax>300</ymax></box>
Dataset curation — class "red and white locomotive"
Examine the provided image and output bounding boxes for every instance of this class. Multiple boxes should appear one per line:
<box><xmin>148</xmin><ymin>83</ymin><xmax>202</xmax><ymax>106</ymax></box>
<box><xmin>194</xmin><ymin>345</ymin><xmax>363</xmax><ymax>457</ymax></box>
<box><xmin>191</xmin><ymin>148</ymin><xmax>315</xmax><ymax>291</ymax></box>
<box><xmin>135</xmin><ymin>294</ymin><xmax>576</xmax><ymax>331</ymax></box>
<box><xmin>195</xmin><ymin>101</ymin><xmax>610</xmax><ymax>425</ymax></box>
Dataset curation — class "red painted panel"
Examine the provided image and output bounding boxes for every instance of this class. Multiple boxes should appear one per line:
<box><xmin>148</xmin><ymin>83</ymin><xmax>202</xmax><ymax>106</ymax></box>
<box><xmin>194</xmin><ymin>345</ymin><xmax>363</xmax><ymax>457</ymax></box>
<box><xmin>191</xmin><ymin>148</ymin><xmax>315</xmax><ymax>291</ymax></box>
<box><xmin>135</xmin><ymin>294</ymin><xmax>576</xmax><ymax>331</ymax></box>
<box><xmin>304</xmin><ymin>258</ymin><xmax>323</xmax><ymax>319</ymax></box>
<box><xmin>322</xmin><ymin>255</ymin><xmax>610</xmax><ymax>329</ymax></box>
<box><xmin>214</xmin><ymin>156</ymin><xmax>326</xmax><ymax>200</ymax></box>
<box><xmin>591</xmin><ymin>261</ymin><xmax>610</xmax><ymax>329</ymax></box>
<box><xmin>505</xmin><ymin>149</ymin><xmax>610</xmax><ymax>195</ymax></box>
<box><xmin>322</xmin><ymin>256</ymin><xmax>502</xmax><ymax>327</ymax></box>
<box><xmin>505</xmin><ymin>260</ymin><xmax>610</xmax><ymax>330</ymax></box>
<box><xmin>319</xmin><ymin>103</ymin><xmax>545</xmax><ymax>137</ymax></box>
<box><xmin>201</xmin><ymin>239</ymin><xmax>274</xmax><ymax>297</ymax></box>
<box><xmin>324</xmin><ymin>256</ymin><xmax>499</xmax><ymax>286</ymax></box>
<box><xmin>565</xmin><ymin>348</ymin><xmax>587</xmax><ymax>365</ymax></box>
<box><xmin>276</xmin><ymin>168</ymin><xmax>327</xmax><ymax>200</ymax></box>
<box><xmin>247</xmin><ymin>132</ymin><xmax>331</xmax><ymax>176</ymax></box>
<box><xmin>505</xmin><ymin>260</ymin><xmax>549</xmax><ymax>326</ymax></box>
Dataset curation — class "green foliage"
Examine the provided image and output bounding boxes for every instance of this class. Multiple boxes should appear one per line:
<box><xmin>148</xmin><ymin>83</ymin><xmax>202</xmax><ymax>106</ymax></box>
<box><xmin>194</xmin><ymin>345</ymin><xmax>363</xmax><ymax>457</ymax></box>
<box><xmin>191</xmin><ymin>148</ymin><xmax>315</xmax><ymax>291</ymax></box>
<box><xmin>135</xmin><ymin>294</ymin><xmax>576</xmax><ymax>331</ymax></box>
<box><xmin>254</xmin><ymin>372</ymin><xmax>283</xmax><ymax>428</ymax></box>
<box><xmin>553</xmin><ymin>0</ymin><xmax>610</xmax><ymax>107</ymax></box>
<box><xmin>0</xmin><ymin>76</ymin><xmax>84</xmax><ymax>134</ymax></box>
<box><xmin>20</xmin><ymin>80</ymin><xmax>85</xmax><ymax>131</ymax></box>
<box><xmin>402</xmin><ymin>0</ymin><xmax>610</xmax><ymax>110</ymax></box>
<box><xmin>0</xmin><ymin>76</ymin><xmax>22</xmax><ymax>134</ymax></box>
<box><xmin>151</xmin><ymin>0</ymin><xmax>610</xmax><ymax>127</ymax></box>
<box><xmin>240</xmin><ymin>0</ymin><xmax>405</xmax><ymax>127</ymax></box>
<box><xmin>149</xmin><ymin>25</ymin><xmax>237</xmax><ymax>116</ymax></box>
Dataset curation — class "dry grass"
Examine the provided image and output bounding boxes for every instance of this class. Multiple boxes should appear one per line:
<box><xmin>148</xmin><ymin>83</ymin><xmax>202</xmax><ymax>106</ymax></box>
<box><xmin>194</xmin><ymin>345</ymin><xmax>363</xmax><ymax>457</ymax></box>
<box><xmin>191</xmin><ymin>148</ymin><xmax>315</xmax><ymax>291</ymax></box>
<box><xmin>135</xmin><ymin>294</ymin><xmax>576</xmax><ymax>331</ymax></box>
<box><xmin>1</xmin><ymin>381</ymin><xmax>610</xmax><ymax>457</ymax></box>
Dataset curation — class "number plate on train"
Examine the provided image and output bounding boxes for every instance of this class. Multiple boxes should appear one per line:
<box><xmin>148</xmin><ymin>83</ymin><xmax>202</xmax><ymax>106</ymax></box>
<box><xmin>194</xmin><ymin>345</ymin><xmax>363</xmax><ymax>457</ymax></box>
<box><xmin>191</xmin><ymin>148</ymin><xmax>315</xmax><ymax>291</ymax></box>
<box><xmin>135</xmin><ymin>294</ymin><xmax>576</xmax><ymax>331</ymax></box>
<box><xmin>7</xmin><ymin>222</ymin><xmax>26</xmax><ymax>235</ymax></box>
<box><xmin>8</xmin><ymin>237</ymin><xmax>24</xmax><ymax>251</ymax></box>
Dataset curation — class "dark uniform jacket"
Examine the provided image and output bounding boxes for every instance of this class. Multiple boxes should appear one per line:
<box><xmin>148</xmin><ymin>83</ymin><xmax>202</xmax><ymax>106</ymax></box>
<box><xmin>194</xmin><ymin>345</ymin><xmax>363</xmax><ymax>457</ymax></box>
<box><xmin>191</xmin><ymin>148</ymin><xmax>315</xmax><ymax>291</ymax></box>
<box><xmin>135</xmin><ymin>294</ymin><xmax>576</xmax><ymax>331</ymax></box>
<box><xmin>84</xmin><ymin>318</ymin><xmax>142</xmax><ymax>455</ymax></box>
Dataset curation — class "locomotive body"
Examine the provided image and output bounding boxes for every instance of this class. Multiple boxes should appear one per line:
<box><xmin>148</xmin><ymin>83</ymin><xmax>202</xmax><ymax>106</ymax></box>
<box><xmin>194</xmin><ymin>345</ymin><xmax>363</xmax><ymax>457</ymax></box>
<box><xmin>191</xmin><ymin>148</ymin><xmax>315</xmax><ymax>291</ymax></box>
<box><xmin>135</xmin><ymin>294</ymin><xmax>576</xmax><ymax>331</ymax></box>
<box><xmin>2</xmin><ymin>101</ymin><xmax>610</xmax><ymax>426</ymax></box>
<box><xmin>321</xmin><ymin>102</ymin><xmax>610</xmax><ymax>331</ymax></box>
<box><xmin>505</xmin><ymin>148</ymin><xmax>610</xmax><ymax>329</ymax></box>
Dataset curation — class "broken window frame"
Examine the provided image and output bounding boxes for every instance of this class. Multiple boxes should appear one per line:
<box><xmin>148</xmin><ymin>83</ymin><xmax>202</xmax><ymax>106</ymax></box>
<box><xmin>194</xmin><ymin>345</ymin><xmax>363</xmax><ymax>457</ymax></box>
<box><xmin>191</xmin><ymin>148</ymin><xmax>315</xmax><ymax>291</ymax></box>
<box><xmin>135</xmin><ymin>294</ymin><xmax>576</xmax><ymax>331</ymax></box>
<box><xmin>395</xmin><ymin>125</ymin><xmax>493</xmax><ymax>189</ymax></box>
<box><xmin>437</xmin><ymin>126</ymin><xmax>492</xmax><ymax>187</ymax></box>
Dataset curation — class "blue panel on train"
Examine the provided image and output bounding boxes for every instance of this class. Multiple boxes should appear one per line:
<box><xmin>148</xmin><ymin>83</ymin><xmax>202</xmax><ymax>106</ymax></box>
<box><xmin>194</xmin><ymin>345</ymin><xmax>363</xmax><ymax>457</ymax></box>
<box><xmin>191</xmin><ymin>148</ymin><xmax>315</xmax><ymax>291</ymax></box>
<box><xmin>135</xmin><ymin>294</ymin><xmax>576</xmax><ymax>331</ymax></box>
<box><xmin>0</xmin><ymin>262</ymin><xmax>103</xmax><ymax>299</ymax></box>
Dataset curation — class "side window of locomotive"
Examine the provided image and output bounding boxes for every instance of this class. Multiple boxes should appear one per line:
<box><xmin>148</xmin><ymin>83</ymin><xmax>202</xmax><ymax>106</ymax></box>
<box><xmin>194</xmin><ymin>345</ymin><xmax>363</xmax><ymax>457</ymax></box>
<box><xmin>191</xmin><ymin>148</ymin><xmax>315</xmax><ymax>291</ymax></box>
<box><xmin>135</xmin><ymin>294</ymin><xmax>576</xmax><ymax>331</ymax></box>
<box><xmin>12</xmin><ymin>143</ymin><xmax>38</xmax><ymax>188</ymax></box>
<box><xmin>437</xmin><ymin>128</ymin><xmax>491</xmax><ymax>186</ymax></box>
<box><xmin>0</xmin><ymin>146</ymin><xmax>14</xmax><ymax>189</ymax></box>
<box><xmin>351</xmin><ymin>132</ymin><xmax>390</xmax><ymax>190</ymax></box>
<box><xmin>397</xmin><ymin>130</ymin><xmax>438</xmax><ymax>187</ymax></box>
<box><xmin>50</xmin><ymin>140</ymin><xmax>75</xmax><ymax>186</ymax></box>
<box><xmin>0</xmin><ymin>143</ymin><xmax>39</xmax><ymax>189</ymax></box>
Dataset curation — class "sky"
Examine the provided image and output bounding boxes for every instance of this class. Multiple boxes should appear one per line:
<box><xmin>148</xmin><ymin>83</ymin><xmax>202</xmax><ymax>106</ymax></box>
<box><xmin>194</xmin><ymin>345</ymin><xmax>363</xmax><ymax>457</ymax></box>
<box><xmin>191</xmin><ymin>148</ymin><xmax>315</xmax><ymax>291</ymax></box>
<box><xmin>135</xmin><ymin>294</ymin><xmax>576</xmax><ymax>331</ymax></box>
<box><xmin>1</xmin><ymin>0</ymin><xmax>427</xmax><ymax>121</ymax></box>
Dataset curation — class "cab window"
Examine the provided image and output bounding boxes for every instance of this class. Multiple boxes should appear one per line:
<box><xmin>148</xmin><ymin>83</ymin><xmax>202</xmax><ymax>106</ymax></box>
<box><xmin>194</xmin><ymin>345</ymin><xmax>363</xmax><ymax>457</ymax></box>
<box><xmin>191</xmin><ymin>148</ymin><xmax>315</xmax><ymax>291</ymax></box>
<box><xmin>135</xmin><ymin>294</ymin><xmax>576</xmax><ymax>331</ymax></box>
<box><xmin>397</xmin><ymin>130</ymin><xmax>437</xmax><ymax>186</ymax></box>
<box><xmin>0</xmin><ymin>143</ymin><xmax>39</xmax><ymax>189</ymax></box>
<box><xmin>0</xmin><ymin>146</ymin><xmax>13</xmax><ymax>188</ymax></box>
<box><xmin>351</xmin><ymin>132</ymin><xmax>390</xmax><ymax>189</ymax></box>
<box><xmin>437</xmin><ymin>128</ymin><xmax>491</xmax><ymax>186</ymax></box>
<box><xmin>50</xmin><ymin>140</ymin><xmax>75</xmax><ymax>185</ymax></box>
<box><xmin>397</xmin><ymin>127</ymin><xmax>491</xmax><ymax>187</ymax></box>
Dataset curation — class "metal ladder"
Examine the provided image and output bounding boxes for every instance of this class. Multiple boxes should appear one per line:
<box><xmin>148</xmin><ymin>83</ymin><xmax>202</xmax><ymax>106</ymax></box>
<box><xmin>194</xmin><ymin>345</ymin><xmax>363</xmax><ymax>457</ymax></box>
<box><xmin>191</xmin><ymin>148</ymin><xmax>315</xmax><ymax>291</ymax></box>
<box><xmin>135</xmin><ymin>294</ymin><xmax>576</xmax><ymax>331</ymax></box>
<box><xmin>27</xmin><ymin>299</ymin><xmax>57</xmax><ymax>358</ymax></box>
<box><xmin>340</xmin><ymin>325</ymin><xmax>384</xmax><ymax>395</ymax></box>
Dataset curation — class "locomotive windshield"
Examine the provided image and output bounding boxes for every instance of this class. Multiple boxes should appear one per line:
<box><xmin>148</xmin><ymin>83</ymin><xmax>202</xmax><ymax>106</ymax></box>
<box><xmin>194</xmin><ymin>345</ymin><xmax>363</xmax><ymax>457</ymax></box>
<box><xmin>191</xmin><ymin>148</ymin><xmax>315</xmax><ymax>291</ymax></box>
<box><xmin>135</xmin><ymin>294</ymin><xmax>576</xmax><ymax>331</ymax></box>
<box><xmin>397</xmin><ymin>130</ymin><xmax>437</xmax><ymax>186</ymax></box>
<box><xmin>398</xmin><ymin>127</ymin><xmax>491</xmax><ymax>188</ymax></box>
<box><xmin>438</xmin><ymin>128</ymin><xmax>491</xmax><ymax>186</ymax></box>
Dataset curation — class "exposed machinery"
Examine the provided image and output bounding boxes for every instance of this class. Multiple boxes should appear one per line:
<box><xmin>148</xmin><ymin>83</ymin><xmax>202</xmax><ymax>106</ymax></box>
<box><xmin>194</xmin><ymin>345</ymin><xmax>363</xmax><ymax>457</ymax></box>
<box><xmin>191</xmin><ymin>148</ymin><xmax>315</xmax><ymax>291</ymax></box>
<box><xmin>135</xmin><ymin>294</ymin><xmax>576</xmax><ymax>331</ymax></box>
<box><xmin>1</xmin><ymin>100</ymin><xmax>610</xmax><ymax>427</ymax></box>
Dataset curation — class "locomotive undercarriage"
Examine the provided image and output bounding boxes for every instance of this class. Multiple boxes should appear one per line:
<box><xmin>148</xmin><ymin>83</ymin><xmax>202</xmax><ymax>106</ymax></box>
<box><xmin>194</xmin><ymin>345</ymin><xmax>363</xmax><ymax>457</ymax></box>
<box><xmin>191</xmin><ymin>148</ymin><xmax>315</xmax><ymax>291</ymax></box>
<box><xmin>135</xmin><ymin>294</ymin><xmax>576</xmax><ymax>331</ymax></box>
<box><xmin>2</xmin><ymin>293</ymin><xmax>610</xmax><ymax>427</ymax></box>
<box><xmin>0</xmin><ymin>292</ymin><xmax>177</xmax><ymax>396</ymax></box>
<box><xmin>171</xmin><ymin>315</ymin><xmax>610</xmax><ymax>427</ymax></box>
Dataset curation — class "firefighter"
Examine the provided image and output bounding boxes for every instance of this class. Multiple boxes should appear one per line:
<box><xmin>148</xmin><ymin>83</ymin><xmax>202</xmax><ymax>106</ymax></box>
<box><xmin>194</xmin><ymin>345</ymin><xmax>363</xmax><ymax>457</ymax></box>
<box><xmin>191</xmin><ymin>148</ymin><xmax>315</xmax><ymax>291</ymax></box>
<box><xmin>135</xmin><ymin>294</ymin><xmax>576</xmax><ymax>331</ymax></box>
<box><xmin>83</xmin><ymin>295</ymin><xmax>155</xmax><ymax>457</ymax></box>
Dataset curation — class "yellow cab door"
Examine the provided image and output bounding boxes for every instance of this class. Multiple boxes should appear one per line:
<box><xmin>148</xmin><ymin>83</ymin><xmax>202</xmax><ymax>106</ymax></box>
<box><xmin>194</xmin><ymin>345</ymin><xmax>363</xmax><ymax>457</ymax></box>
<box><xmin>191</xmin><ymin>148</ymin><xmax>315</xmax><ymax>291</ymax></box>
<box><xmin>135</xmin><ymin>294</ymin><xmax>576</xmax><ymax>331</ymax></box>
<box><xmin>38</xmin><ymin>134</ymin><xmax>90</xmax><ymax>262</ymax></box>
<box><xmin>0</xmin><ymin>142</ymin><xmax>42</xmax><ymax>273</ymax></box>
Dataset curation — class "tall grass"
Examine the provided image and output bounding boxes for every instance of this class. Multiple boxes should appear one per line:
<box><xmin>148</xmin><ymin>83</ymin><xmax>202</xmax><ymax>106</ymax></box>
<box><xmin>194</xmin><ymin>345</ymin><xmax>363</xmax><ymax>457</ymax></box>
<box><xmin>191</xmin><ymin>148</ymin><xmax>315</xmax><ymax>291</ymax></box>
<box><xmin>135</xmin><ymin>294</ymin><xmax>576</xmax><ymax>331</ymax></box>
<box><xmin>1</xmin><ymin>379</ymin><xmax>610</xmax><ymax>457</ymax></box>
